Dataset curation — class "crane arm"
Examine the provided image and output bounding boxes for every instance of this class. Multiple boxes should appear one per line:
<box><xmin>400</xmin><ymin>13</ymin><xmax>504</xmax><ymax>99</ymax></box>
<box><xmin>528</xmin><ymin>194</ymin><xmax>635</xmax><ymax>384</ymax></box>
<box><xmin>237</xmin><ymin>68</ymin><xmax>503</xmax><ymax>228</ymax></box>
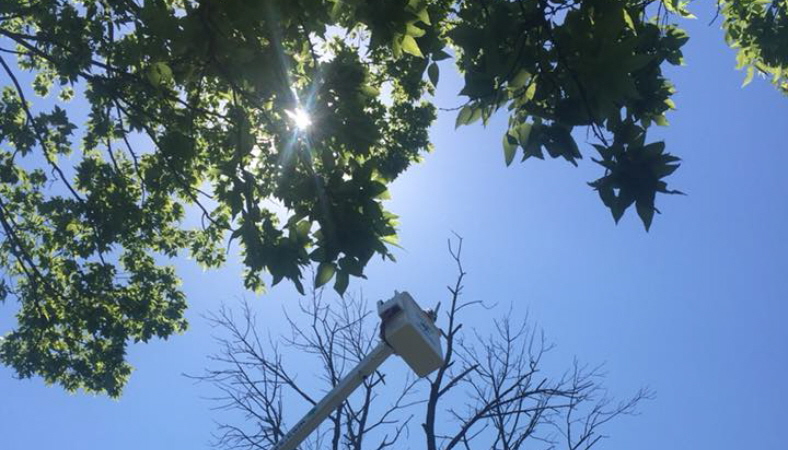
<box><xmin>271</xmin><ymin>341</ymin><xmax>394</xmax><ymax>450</ymax></box>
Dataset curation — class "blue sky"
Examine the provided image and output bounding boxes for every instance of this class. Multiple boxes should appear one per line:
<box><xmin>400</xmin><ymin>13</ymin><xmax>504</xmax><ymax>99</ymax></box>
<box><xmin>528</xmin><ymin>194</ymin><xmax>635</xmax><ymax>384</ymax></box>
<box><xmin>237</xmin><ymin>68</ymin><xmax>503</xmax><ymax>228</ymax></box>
<box><xmin>2</xmin><ymin>2</ymin><xmax>788</xmax><ymax>449</ymax></box>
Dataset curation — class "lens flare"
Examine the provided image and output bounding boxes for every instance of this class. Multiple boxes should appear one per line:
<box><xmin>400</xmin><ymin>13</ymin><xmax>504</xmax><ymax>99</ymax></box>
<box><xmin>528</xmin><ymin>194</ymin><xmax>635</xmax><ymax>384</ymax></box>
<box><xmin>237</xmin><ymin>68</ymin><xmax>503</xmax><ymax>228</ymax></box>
<box><xmin>286</xmin><ymin>107</ymin><xmax>312</xmax><ymax>131</ymax></box>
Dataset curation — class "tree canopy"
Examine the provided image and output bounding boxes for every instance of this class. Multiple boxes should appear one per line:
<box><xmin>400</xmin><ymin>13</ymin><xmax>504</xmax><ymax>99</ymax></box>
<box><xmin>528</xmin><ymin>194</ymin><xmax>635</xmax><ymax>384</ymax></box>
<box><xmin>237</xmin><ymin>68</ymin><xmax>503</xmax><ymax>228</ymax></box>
<box><xmin>0</xmin><ymin>0</ymin><xmax>785</xmax><ymax>396</ymax></box>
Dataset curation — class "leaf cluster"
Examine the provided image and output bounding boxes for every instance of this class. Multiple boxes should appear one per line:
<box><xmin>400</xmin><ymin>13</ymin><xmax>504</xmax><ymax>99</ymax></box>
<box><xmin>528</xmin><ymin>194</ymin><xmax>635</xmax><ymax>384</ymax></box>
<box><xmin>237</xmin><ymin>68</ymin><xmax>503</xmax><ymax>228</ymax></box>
<box><xmin>721</xmin><ymin>0</ymin><xmax>788</xmax><ymax>93</ymax></box>
<box><xmin>0</xmin><ymin>0</ymin><xmax>444</xmax><ymax>395</ymax></box>
<box><xmin>449</xmin><ymin>0</ymin><xmax>687</xmax><ymax>226</ymax></box>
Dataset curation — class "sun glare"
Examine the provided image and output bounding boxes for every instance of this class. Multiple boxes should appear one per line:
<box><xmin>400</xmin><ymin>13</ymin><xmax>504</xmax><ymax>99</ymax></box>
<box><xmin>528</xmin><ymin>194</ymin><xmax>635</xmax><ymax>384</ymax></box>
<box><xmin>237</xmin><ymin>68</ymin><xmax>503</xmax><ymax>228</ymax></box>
<box><xmin>286</xmin><ymin>107</ymin><xmax>312</xmax><ymax>131</ymax></box>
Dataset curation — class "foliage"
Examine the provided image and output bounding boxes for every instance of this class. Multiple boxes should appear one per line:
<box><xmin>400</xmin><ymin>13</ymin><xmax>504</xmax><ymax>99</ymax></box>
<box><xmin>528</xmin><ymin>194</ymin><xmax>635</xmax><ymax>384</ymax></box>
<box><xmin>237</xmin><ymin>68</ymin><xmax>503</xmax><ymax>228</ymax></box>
<box><xmin>721</xmin><ymin>0</ymin><xmax>788</xmax><ymax>93</ymax></box>
<box><xmin>0</xmin><ymin>0</ymin><xmax>784</xmax><ymax>395</ymax></box>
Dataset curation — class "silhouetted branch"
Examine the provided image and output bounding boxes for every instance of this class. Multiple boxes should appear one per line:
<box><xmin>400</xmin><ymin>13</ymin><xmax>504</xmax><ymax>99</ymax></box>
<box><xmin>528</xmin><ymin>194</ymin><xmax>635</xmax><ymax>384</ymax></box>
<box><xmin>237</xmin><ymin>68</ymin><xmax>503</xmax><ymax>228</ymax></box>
<box><xmin>196</xmin><ymin>236</ymin><xmax>649</xmax><ymax>450</ymax></box>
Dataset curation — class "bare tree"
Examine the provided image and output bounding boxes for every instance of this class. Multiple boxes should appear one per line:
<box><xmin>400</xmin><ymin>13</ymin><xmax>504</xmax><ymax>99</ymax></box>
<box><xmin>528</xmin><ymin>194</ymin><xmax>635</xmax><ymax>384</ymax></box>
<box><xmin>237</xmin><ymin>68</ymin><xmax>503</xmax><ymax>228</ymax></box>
<box><xmin>193</xmin><ymin>238</ymin><xmax>651</xmax><ymax>450</ymax></box>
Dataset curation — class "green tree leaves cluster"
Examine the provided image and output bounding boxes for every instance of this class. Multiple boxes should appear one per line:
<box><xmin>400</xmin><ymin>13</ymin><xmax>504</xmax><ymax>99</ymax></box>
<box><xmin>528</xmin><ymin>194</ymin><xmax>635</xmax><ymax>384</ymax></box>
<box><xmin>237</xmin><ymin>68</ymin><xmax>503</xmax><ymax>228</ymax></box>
<box><xmin>450</xmin><ymin>0</ymin><xmax>687</xmax><ymax>229</ymax></box>
<box><xmin>0</xmin><ymin>0</ymin><xmax>784</xmax><ymax>395</ymax></box>
<box><xmin>721</xmin><ymin>0</ymin><xmax>788</xmax><ymax>93</ymax></box>
<box><xmin>0</xmin><ymin>0</ymin><xmax>441</xmax><ymax>396</ymax></box>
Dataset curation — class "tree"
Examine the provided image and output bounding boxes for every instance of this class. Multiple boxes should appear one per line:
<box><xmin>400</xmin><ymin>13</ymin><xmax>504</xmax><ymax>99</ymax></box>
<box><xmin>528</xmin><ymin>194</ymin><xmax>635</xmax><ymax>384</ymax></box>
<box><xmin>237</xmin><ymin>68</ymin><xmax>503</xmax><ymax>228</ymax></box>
<box><xmin>194</xmin><ymin>239</ymin><xmax>650</xmax><ymax>450</ymax></box>
<box><xmin>0</xmin><ymin>0</ymin><xmax>785</xmax><ymax>395</ymax></box>
<box><xmin>720</xmin><ymin>0</ymin><xmax>788</xmax><ymax>94</ymax></box>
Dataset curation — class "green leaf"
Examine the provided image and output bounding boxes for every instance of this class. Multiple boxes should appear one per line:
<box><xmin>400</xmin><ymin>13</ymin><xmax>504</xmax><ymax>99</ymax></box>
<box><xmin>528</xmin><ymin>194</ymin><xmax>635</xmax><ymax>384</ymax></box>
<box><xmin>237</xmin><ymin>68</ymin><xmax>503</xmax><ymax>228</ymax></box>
<box><xmin>743</xmin><ymin>66</ymin><xmax>755</xmax><ymax>87</ymax></box>
<box><xmin>334</xmin><ymin>270</ymin><xmax>349</xmax><ymax>296</ymax></box>
<box><xmin>455</xmin><ymin>105</ymin><xmax>473</xmax><ymax>128</ymax></box>
<box><xmin>525</xmin><ymin>80</ymin><xmax>537</xmax><ymax>101</ymax></box>
<box><xmin>654</xmin><ymin>163</ymin><xmax>680</xmax><ymax>178</ymax></box>
<box><xmin>294</xmin><ymin>279</ymin><xmax>305</xmax><ymax>296</ymax></box>
<box><xmin>315</xmin><ymin>262</ymin><xmax>337</xmax><ymax>288</ymax></box>
<box><xmin>636</xmin><ymin>200</ymin><xmax>655</xmax><ymax>231</ymax></box>
<box><xmin>597</xmin><ymin>186</ymin><xmax>615</xmax><ymax>208</ymax></box>
<box><xmin>376</xmin><ymin>189</ymin><xmax>391</xmax><ymax>200</ymax></box>
<box><xmin>469</xmin><ymin>107</ymin><xmax>483</xmax><ymax>125</ymax></box>
<box><xmin>58</xmin><ymin>87</ymin><xmax>75</xmax><ymax>102</ymax></box>
<box><xmin>392</xmin><ymin>35</ymin><xmax>403</xmax><ymax>58</ymax></box>
<box><xmin>428</xmin><ymin>62</ymin><xmax>440</xmax><ymax>86</ymax></box>
<box><xmin>642</xmin><ymin>141</ymin><xmax>666</xmax><ymax>158</ymax></box>
<box><xmin>416</xmin><ymin>7</ymin><xmax>431</xmax><ymax>25</ymax></box>
<box><xmin>147</xmin><ymin>62</ymin><xmax>173</xmax><ymax>86</ymax></box>
<box><xmin>622</xmin><ymin>9</ymin><xmax>636</xmax><ymax>33</ymax></box>
<box><xmin>509</xmin><ymin>70</ymin><xmax>529</xmax><ymax>89</ymax></box>
<box><xmin>339</xmin><ymin>256</ymin><xmax>364</xmax><ymax>276</ymax></box>
<box><xmin>381</xmin><ymin>234</ymin><xmax>401</xmax><ymax>248</ymax></box>
<box><xmin>503</xmin><ymin>131</ymin><xmax>518</xmax><ymax>166</ymax></box>
<box><xmin>406</xmin><ymin>22</ymin><xmax>426</xmax><ymax>38</ymax></box>
<box><xmin>401</xmin><ymin>35</ymin><xmax>424</xmax><ymax>58</ymax></box>
<box><xmin>0</xmin><ymin>279</ymin><xmax>8</xmax><ymax>303</ymax></box>
<box><xmin>296</xmin><ymin>220</ymin><xmax>311</xmax><ymax>240</ymax></box>
<box><xmin>516</xmin><ymin>122</ymin><xmax>532</xmax><ymax>147</ymax></box>
<box><xmin>310</xmin><ymin>246</ymin><xmax>327</xmax><ymax>263</ymax></box>
<box><xmin>360</xmin><ymin>84</ymin><xmax>380</xmax><ymax>97</ymax></box>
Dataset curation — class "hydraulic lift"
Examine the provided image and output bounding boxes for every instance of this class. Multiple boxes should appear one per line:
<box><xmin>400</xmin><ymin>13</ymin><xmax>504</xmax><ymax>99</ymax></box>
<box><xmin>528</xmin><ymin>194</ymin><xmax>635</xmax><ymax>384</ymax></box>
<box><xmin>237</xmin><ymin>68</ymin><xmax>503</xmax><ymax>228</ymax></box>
<box><xmin>271</xmin><ymin>291</ymin><xmax>444</xmax><ymax>450</ymax></box>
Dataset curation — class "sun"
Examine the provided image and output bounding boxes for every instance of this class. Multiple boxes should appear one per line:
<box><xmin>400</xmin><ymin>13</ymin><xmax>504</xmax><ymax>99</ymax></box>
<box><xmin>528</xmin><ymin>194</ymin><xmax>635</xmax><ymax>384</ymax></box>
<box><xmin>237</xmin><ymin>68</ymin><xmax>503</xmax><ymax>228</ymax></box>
<box><xmin>286</xmin><ymin>107</ymin><xmax>312</xmax><ymax>131</ymax></box>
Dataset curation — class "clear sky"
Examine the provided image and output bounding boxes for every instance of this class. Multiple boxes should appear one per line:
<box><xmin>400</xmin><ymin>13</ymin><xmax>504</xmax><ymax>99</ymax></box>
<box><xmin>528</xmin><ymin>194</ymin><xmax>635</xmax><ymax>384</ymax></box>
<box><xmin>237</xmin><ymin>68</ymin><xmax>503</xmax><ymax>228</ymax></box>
<box><xmin>2</xmin><ymin>2</ymin><xmax>787</xmax><ymax>449</ymax></box>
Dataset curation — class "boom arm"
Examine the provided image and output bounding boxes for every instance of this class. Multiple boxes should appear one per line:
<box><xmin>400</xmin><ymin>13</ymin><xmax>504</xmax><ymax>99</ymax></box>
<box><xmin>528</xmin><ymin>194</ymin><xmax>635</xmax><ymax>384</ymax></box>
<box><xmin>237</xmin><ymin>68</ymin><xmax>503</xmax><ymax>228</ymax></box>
<box><xmin>271</xmin><ymin>342</ymin><xmax>394</xmax><ymax>450</ymax></box>
<box><xmin>271</xmin><ymin>292</ymin><xmax>443</xmax><ymax>450</ymax></box>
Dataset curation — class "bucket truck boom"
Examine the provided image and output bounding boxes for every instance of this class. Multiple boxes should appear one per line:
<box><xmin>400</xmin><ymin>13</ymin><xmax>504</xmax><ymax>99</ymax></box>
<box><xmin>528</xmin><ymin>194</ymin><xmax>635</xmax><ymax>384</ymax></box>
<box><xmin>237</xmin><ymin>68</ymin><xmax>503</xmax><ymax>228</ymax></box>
<box><xmin>271</xmin><ymin>292</ymin><xmax>443</xmax><ymax>450</ymax></box>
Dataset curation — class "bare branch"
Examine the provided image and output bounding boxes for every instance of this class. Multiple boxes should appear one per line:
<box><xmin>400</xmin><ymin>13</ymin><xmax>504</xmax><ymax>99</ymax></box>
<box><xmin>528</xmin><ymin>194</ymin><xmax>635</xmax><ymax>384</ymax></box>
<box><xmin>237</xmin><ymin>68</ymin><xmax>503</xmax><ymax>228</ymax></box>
<box><xmin>196</xmin><ymin>236</ymin><xmax>649</xmax><ymax>450</ymax></box>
